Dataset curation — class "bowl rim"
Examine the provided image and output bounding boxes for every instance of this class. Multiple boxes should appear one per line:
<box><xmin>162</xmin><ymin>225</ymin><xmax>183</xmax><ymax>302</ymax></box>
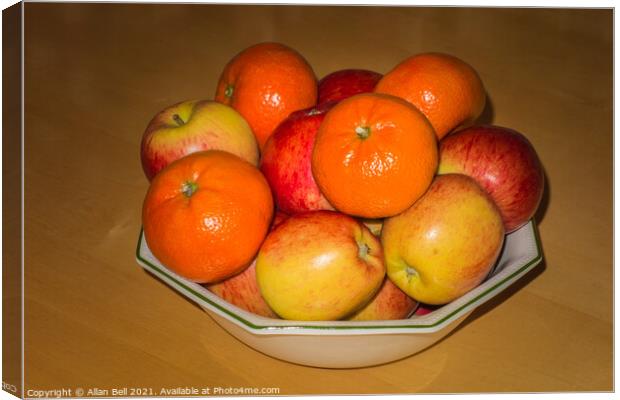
<box><xmin>135</xmin><ymin>219</ymin><xmax>543</xmax><ymax>335</ymax></box>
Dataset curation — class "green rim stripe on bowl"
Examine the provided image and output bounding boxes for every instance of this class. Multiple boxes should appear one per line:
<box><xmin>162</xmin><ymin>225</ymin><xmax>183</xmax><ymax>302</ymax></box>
<box><xmin>134</xmin><ymin>232</ymin><xmax>262</xmax><ymax>329</ymax></box>
<box><xmin>135</xmin><ymin>219</ymin><xmax>543</xmax><ymax>331</ymax></box>
<box><xmin>426</xmin><ymin>218</ymin><xmax>544</xmax><ymax>330</ymax></box>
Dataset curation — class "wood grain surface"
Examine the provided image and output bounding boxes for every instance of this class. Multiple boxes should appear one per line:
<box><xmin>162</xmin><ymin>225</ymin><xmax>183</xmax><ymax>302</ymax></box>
<box><xmin>18</xmin><ymin>4</ymin><xmax>612</xmax><ymax>394</ymax></box>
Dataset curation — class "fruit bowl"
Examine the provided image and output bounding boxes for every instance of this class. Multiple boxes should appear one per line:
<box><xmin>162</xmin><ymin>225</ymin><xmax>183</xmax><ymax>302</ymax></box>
<box><xmin>135</xmin><ymin>220</ymin><xmax>542</xmax><ymax>369</ymax></box>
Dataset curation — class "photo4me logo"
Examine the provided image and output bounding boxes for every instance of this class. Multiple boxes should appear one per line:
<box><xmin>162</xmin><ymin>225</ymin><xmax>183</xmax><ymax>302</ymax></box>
<box><xmin>212</xmin><ymin>386</ymin><xmax>280</xmax><ymax>395</ymax></box>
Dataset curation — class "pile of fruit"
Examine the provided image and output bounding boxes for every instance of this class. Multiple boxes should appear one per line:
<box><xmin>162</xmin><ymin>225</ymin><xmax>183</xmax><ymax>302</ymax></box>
<box><xmin>140</xmin><ymin>42</ymin><xmax>544</xmax><ymax>321</ymax></box>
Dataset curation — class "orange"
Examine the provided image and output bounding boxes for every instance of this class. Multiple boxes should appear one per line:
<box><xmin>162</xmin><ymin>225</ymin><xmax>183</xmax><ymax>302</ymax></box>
<box><xmin>142</xmin><ymin>150</ymin><xmax>274</xmax><ymax>283</ymax></box>
<box><xmin>215</xmin><ymin>42</ymin><xmax>318</xmax><ymax>149</ymax></box>
<box><xmin>311</xmin><ymin>93</ymin><xmax>438</xmax><ymax>219</ymax></box>
<box><xmin>375</xmin><ymin>52</ymin><xmax>486</xmax><ymax>139</ymax></box>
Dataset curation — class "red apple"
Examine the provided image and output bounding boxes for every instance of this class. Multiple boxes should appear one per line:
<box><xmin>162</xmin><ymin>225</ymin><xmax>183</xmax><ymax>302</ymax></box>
<box><xmin>140</xmin><ymin>100</ymin><xmax>259</xmax><ymax>181</ymax></box>
<box><xmin>317</xmin><ymin>69</ymin><xmax>382</xmax><ymax>105</ymax></box>
<box><xmin>206</xmin><ymin>259</ymin><xmax>279</xmax><ymax>319</ymax></box>
<box><xmin>260</xmin><ymin>103</ymin><xmax>335</xmax><ymax>215</ymax></box>
<box><xmin>347</xmin><ymin>277</ymin><xmax>417</xmax><ymax>321</ymax></box>
<box><xmin>414</xmin><ymin>303</ymin><xmax>441</xmax><ymax>316</ymax></box>
<box><xmin>438</xmin><ymin>125</ymin><xmax>545</xmax><ymax>232</ymax></box>
<box><xmin>271</xmin><ymin>211</ymin><xmax>289</xmax><ymax>229</ymax></box>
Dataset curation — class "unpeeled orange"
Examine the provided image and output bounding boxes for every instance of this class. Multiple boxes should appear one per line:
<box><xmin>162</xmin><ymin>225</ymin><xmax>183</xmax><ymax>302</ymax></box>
<box><xmin>375</xmin><ymin>52</ymin><xmax>486</xmax><ymax>139</ymax></box>
<box><xmin>214</xmin><ymin>42</ymin><xmax>318</xmax><ymax>149</ymax></box>
<box><xmin>311</xmin><ymin>93</ymin><xmax>438</xmax><ymax>219</ymax></box>
<box><xmin>142</xmin><ymin>150</ymin><xmax>274</xmax><ymax>283</ymax></box>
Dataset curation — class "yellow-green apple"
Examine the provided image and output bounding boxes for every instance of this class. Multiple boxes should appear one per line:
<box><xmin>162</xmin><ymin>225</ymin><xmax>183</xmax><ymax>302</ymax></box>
<box><xmin>206</xmin><ymin>259</ymin><xmax>279</xmax><ymax>319</ymax></box>
<box><xmin>438</xmin><ymin>125</ymin><xmax>544</xmax><ymax>232</ymax></box>
<box><xmin>140</xmin><ymin>100</ymin><xmax>259</xmax><ymax>181</ymax></box>
<box><xmin>347</xmin><ymin>277</ymin><xmax>417</xmax><ymax>321</ymax></box>
<box><xmin>318</xmin><ymin>69</ymin><xmax>382</xmax><ymax>105</ymax></box>
<box><xmin>382</xmin><ymin>174</ymin><xmax>505</xmax><ymax>305</ymax></box>
<box><xmin>256</xmin><ymin>211</ymin><xmax>385</xmax><ymax>321</ymax></box>
<box><xmin>260</xmin><ymin>103</ymin><xmax>335</xmax><ymax>214</ymax></box>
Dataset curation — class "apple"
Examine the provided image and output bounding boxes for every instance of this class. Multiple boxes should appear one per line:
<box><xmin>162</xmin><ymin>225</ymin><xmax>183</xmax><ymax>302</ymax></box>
<box><xmin>205</xmin><ymin>211</ymin><xmax>288</xmax><ymax>319</ymax></box>
<box><xmin>260</xmin><ymin>103</ymin><xmax>335</xmax><ymax>214</ymax></box>
<box><xmin>317</xmin><ymin>69</ymin><xmax>382</xmax><ymax>105</ymax></box>
<box><xmin>382</xmin><ymin>174</ymin><xmax>505</xmax><ymax>305</ymax></box>
<box><xmin>271</xmin><ymin>211</ymin><xmax>289</xmax><ymax>229</ymax></box>
<box><xmin>256</xmin><ymin>211</ymin><xmax>385</xmax><ymax>321</ymax></box>
<box><xmin>414</xmin><ymin>303</ymin><xmax>441</xmax><ymax>316</ymax></box>
<box><xmin>140</xmin><ymin>100</ymin><xmax>259</xmax><ymax>181</ymax></box>
<box><xmin>438</xmin><ymin>125</ymin><xmax>544</xmax><ymax>232</ymax></box>
<box><xmin>206</xmin><ymin>259</ymin><xmax>279</xmax><ymax>319</ymax></box>
<box><xmin>347</xmin><ymin>277</ymin><xmax>417</xmax><ymax>321</ymax></box>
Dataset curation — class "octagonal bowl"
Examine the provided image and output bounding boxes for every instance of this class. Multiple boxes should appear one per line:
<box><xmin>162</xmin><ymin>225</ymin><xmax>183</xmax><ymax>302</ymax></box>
<box><xmin>135</xmin><ymin>220</ymin><xmax>542</xmax><ymax>368</ymax></box>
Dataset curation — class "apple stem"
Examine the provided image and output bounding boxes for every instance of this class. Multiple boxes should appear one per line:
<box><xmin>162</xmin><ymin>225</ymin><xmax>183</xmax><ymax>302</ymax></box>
<box><xmin>355</xmin><ymin>126</ymin><xmax>371</xmax><ymax>139</ymax></box>
<box><xmin>225</xmin><ymin>84</ymin><xmax>234</xmax><ymax>98</ymax></box>
<box><xmin>358</xmin><ymin>242</ymin><xmax>370</xmax><ymax>259</ymax></box>
<box><xmin>181</xmin><ymin>181</ymin><xmax>198</xmax><ymax>197</ymax></box>
<box><xmin>405</xmin><ymin>266</ymin><xmax>418</xmax><ymax>281</ymax></box>
<box><xmin>173</xmin><ymin>114</ymin><xmax>185</xmax><ymax>126</ymax></box>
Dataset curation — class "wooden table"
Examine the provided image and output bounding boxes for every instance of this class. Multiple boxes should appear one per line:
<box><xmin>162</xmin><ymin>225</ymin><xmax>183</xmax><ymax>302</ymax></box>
<box><xmin>7</xmin><ymin>3</ymin><xmax>612</xmax><ymax>395</ymax></box>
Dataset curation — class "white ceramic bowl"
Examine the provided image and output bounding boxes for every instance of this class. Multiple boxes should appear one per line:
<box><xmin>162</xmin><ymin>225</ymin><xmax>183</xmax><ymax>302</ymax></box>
<box><xmin>135</xmin><ymin>220</ymin><xmax>542</xmax><ymax>368</ymax></box>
